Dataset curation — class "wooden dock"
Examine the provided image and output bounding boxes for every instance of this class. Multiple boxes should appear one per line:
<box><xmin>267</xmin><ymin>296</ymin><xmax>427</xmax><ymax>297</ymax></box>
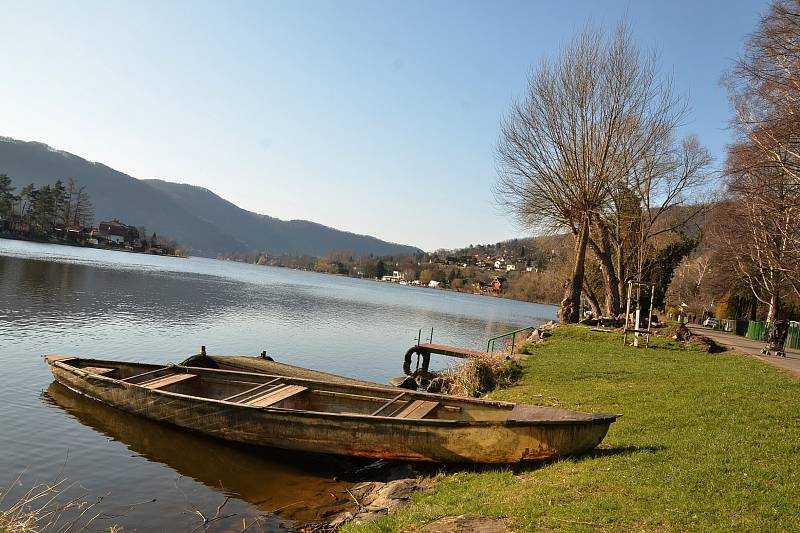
<box><xmin>415</xmin><ymin>343</ymin><xmax>490</xmax><ymax>359</ymax></box>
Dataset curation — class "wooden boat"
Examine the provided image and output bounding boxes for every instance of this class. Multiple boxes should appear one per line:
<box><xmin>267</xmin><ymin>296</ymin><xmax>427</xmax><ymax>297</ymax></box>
<box><xmin>45</xmin><ymin>355</ymin><xmax>619</xmax><ymax>463</ymax></box>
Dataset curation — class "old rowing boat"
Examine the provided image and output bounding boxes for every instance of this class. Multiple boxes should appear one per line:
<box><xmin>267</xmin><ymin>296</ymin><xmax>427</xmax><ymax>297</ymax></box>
<box><xmin>45</xmin><ymin>355</ymin><xmax>619</xmax><ymax>463</ymax></box>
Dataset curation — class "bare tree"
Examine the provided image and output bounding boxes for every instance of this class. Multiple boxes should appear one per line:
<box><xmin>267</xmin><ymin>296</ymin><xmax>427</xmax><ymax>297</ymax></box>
<box><xmin>720</xmin><ymin>145</ymin><xmax>800</xmax><ymax>322</ymax></box>
<box><xmin>590</xmin><ymin>135</ymin><xmax>713</xmax><ymax>317</ymax></box>
<box><xmin>721</xmin><ymin>0</ymin><xmax>800</xmax><ymax>316</ymax></box>
<box><xmin>495</xmin><ymin>23</ymin><xmax>686</xmax><ymax>322</ymax></box>
<box><xmin>70</xmin><ymin>181</ymin><xmax>93</xmax><ymax>227</ymax></box>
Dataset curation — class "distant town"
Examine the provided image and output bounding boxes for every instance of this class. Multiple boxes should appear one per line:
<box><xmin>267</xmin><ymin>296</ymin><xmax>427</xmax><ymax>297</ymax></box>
<box><xmin>242</xmin><ymin>234</ymin><xmax>573</xmax><ymax>305</ymax></box>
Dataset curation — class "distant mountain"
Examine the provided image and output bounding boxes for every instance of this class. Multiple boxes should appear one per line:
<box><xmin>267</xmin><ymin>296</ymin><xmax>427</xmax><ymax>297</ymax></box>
<box><xmin>0</xmin><ymin>137</ymin><xmax>421</xmax><ymax>257</ymax></box>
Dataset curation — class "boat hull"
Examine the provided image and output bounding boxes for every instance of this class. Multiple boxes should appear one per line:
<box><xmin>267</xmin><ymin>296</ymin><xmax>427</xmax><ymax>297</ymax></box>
<box><xmin>49</xmin><ymin>362</ymin><xmax>614</xmax><ymax>463</ymax></box>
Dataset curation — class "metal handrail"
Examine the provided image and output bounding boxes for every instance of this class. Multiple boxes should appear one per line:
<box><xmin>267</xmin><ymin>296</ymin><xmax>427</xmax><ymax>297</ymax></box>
<box><xmin>486</xmin><ymin>326</ymin><xmax>536</xmax><ymax>355</ymax></box>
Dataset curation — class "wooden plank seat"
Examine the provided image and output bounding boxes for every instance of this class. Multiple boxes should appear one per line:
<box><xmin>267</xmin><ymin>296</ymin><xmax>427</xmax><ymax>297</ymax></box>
<box><xmin>81</xmin><ymin>366</ymin><xmax>117</xmax><ymax>376</ymax></box>
<box><xmin>392</xmin><ymin>399</ymin><xmax>439</xmax><ymax>419</ymax></box>
<box><xmin>223</xmin><ymin>378</ymin><xmax>283</xmax><ymax>402</ymax></box>
<box><xmin>140</xmin><ymin>373</ymin><xmax>198</xmax><ymax>390</ymax></box>
<box><xmin>246</xmin><ymin>384</ymin><xmax>308</xmax><ymax>408</ymax></box>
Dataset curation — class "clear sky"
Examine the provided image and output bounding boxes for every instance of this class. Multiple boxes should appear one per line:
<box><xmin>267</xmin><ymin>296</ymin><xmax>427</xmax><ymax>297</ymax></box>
<box><xmin>1</xmin><ymin>0</ymin><xmax>770</xmax><ymax>251</ymax></box>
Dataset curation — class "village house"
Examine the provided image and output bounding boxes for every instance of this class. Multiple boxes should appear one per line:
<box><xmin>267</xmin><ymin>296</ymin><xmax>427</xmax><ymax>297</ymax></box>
<box><xmin>381</xmin><ymin>270</ymin><xmax>406</xmax><ymax>283</ymax></box>
<box><xmin>474</xmin><ymin>276</ymin><xmax>506</xmax><ymax>296</ymax></box>
<box><xmin>98</xmin><ymin>219</ymin><xmax>139</xmax><ymax>246</ymax></box>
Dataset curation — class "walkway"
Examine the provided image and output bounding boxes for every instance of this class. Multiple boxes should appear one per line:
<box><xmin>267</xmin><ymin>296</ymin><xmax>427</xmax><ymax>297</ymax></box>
<box><xmin>688</xmin><ymin>324</ymin><xmax>800</xmax><ymax>378</ymax></box>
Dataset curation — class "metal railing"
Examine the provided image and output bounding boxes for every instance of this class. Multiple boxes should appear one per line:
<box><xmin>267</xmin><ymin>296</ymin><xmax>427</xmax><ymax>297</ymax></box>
<box><xmin>486</xmin><ymin>326</ymin><xmax>536</xmax><ymax>355</ymax></box>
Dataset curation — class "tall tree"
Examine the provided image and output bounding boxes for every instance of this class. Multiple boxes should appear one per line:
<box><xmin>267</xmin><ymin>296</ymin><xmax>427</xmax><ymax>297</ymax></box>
<box><xmin>722</xmin><ymin>0</ymin><xmax>800</xmax><ymax>319</ymax></box>
<box><xmin>0</xmin><ymin>174</ymin><xmax>16</xmax><ymax>219</ymax></box>
<box><xmin>495</xmin><ymin>23</ymin><xmax>686</xmax><ymax>322</ymax></box>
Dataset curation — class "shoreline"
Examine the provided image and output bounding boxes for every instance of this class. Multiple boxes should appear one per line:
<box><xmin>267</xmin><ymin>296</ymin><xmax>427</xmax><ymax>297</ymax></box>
<box><xmin>250</xmin><ymin>261</ymin><xmax>559</xmax><ymax>308</ymax></box>
<box><xmin>0</xmin><ymin>233</ymin><xmax>187</xmax><ymax>258</ymax></box>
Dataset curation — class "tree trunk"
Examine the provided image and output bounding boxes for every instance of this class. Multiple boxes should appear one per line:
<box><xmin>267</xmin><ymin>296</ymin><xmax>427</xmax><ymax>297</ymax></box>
<box><xmin>767</xmin><ymin>273</ymin><xmax>780</xmax><ymax>323</ymax></box>
<box><xmin>560</xmin><ymin>217</ymin><xmax>590</xmax><ymax>323</ymax></box>
<box><xmin>589</xmin><ymin>226</ymin><xmax>622</xmax><ymax>318</ymax></box>
<box><xmin>583</xmin><ymin>282</ymin><xmax>603</xmax><ymax>317</ymax></box>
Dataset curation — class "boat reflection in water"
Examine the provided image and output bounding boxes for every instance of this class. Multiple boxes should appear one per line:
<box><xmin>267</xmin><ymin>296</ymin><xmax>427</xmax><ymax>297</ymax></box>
<box><xmin>44</xmin><ymin>382</ymin><xmax>359</xmax><ymax>524</ymax></box>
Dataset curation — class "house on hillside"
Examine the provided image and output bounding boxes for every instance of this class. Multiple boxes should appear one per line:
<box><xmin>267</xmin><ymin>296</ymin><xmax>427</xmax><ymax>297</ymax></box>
<box><xmin>489</xmin><ymin>276</ymin><xmax>506</xmax><ymax>293</ymax></box>
<box><xmin>98</xmin><ymin>219</ymin><xmax>139</xmax><ymax>246</ymax></box>
<box><xmin>474</xmin><ymin>276</ymin><xmax>506</xmax><ymax>296</ymax></box>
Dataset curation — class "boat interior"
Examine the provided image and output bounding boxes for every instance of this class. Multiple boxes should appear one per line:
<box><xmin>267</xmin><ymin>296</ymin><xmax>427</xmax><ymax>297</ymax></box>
<box><xmin>49</xmin><ymin>356</ymin><xmax>516</xmax><ymax>422</ymax></box>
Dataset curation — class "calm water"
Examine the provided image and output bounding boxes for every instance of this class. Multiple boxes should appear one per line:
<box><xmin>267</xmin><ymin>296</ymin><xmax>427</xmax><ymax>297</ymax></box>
<box><xmin>0</xmin><ymin>240</ymin><xmax>556</xmax><ymax>531</ymax></box>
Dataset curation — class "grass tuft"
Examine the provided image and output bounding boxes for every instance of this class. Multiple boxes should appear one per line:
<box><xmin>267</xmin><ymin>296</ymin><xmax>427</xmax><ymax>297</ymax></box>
<box><xmin>445</xmin><ymin>355</ymin><xmax>522</xmax><ymax>397</ymax></box>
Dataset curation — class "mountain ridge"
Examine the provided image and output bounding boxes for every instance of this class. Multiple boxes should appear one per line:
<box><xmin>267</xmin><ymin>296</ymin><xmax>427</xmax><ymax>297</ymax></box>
<box><xmin>0</xmin><ymin>137</ymin><xmax>421</xmax><ymax>257</ymax></box>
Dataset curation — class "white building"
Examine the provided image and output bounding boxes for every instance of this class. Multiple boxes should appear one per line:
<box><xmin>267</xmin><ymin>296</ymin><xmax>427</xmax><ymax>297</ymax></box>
<box><xmin>381</xmin><ymin>270</ymin><xmax>406</xmax><ymax>282</ymax></box>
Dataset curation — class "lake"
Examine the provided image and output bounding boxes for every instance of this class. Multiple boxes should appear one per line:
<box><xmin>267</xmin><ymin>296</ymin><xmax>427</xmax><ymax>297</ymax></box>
<box><xmin>0</xmin><ymin>240</ymin><xmax>556</xmax><ymax>530</ymax></box>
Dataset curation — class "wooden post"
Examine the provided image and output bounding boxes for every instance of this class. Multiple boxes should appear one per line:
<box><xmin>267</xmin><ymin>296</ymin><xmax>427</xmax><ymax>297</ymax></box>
<box><xmin>623</xmin><ymin>282</ymin><xmax>632</xmax><ymax>345</ymax></box>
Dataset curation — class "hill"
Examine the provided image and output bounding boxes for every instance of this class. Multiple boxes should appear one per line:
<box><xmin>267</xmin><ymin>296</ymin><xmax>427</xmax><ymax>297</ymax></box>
<box><xmin>0</xmin><ymin>137</ymin><xmax>421</xmax><ymax>257</ymax></box>
<box><xmin>143</xmin><ymin>179</ymin><xmax>421</xmax><ymax>257</ymax></box>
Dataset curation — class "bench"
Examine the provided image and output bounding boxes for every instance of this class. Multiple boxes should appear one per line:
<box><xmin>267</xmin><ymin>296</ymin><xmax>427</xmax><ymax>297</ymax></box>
<box><xmin>392</xmin><ymin>399</ymin><xmax>439</xmax><ymax>419</ymax></box>
<box><xmin>246</xmin><ymin>384</ymin><xmax>308</xmax><ymax>407</ymax></box>
<box><xmin>141</xmin><ymin>373</ymin><xmax>198</xmax><ymax>390</ymax></box>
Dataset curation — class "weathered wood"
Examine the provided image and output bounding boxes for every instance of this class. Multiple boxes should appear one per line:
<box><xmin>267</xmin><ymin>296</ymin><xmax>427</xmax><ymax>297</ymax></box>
<box><xmin>81</xmin><ymin>366</ymin><xmax>117</xmax><ymax>376</ymax></box>
<box><xmin>222</xmin><ymin>378</ymin><xmax>283</xmax><ymax>402</ymax></box>
<box><xmin>141</xmin><ymin>373</ymin><xmax>198</xmax><ymax>390</ymax></box>
<box><xmin>247</xmin><ymin>384</ymin><xmax>308</xmax><ymax>407</ymax></box>
<box><xmin>44</xmin><ymin>355</ymin><xmax>620</xmax><ymax>463</ymax></box>
<box><xmin>45</xmin><ymin>355</ymin><xmax>77</xmax><ymax>363</ymax></box>
<box><xmin>394</xmin><ymin>400</ymin><xmax>439</xmax><ymax>419</ymax></box>
<box><xmin>190</xmin><ymin>355</ymin><xmax>378</xmax><ymax>387</ymax></box>
<box><xmin>416</xmin><ymin>343</ymin><xmax>490</xmax><ymax>359</ymax></box>
<box><xmin>315</xmin><ymin>390</ymin><xmax>390</xmax><ymax>403</ymax></box>
<box><xmin>122</xmin><ymin>366</ymin><xmax>170</xmax><ymax>382</ymax></box>
<box><xmin>371</xmin><ymin>392</ymin><xmax>407</xmax><ymax>416</ymax></box>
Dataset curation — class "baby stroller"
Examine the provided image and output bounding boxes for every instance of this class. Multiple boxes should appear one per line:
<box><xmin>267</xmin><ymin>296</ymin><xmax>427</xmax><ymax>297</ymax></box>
<box><xmin>761</xmin><ymin>320</ymin><xmax>789</xmax><ymax>357</ymax></box>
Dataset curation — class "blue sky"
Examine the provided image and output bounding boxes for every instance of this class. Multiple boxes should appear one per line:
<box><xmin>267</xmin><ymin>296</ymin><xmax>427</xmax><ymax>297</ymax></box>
<box><xmin>1</xmin><ymin>0</ymin><xmax>769</xmax><ymax>251</ymax></box>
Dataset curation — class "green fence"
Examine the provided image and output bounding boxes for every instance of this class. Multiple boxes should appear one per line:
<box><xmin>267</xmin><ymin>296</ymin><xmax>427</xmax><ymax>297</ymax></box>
<box><xmin>746</xmin><ymin>321</ymin><xmax>800</xmax><ymax>349</ymax></box>
<box><xmin>746</xmin><ymin>321</ymin><xmax>769</xmax><ymax>341</ymax></box>
<box><xmin>788</xmin><ymin>323</ymin><xmax>800</xmax><ymax>349</ymax></box>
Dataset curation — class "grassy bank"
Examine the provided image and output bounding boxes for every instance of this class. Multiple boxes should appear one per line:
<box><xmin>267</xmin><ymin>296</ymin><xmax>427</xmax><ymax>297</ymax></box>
<box><xmin>345</xmin><ymin>326</ymin><xmax>800</xmax><ymax>532</ymax></box>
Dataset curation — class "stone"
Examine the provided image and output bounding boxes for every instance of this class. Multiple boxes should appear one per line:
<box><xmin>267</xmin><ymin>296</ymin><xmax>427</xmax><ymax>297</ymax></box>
<box><xmin>327</xmin><ymin>511</ymin><xmax>353</xmax><ymax>528</ymax></box>
<box><xmin>674</xmin><ymin>323</ymin><xmax>691</xmax><ymax>341</ymax></box>
<box><xmin>351</xmin><ymin>509</ymin><xmax>388</xmax><ymax>523</ymax></box>
<box><xmin>397</xmin><ymin>376</ymin><xmax>418</xmax><ymax>390</ymax></box>
<box><xmin>363</xmin><ymin>479</ymin><xmax>419</xmax><ymax>512</ymax></box>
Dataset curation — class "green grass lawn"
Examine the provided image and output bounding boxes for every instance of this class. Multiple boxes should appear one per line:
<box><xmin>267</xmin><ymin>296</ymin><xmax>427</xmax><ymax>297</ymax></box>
<box><xmin>345</xmin><ymin>326</ymin><xmax>800</xmax><ymax>532</ymax></box>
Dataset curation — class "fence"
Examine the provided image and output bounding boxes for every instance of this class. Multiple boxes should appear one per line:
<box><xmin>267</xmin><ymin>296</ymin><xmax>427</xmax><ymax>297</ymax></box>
<box><xmin>745</xmin><ymin>320</ymin><xmax>800</xmax><ymax>349</ymax></box>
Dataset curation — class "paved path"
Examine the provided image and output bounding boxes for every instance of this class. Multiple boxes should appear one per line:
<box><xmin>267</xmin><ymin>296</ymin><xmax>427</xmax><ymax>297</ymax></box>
<box><xmin>688</xmin><ymin>325</ymin><xmax>800</xmax><ymax>377</ymax></box>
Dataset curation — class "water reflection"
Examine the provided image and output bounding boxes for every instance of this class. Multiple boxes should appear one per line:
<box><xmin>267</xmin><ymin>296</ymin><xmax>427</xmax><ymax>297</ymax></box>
<box><xmin>44</xmin><ymin>383</ymin><xmax>359</xmax><ymax>523</ymax></box>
